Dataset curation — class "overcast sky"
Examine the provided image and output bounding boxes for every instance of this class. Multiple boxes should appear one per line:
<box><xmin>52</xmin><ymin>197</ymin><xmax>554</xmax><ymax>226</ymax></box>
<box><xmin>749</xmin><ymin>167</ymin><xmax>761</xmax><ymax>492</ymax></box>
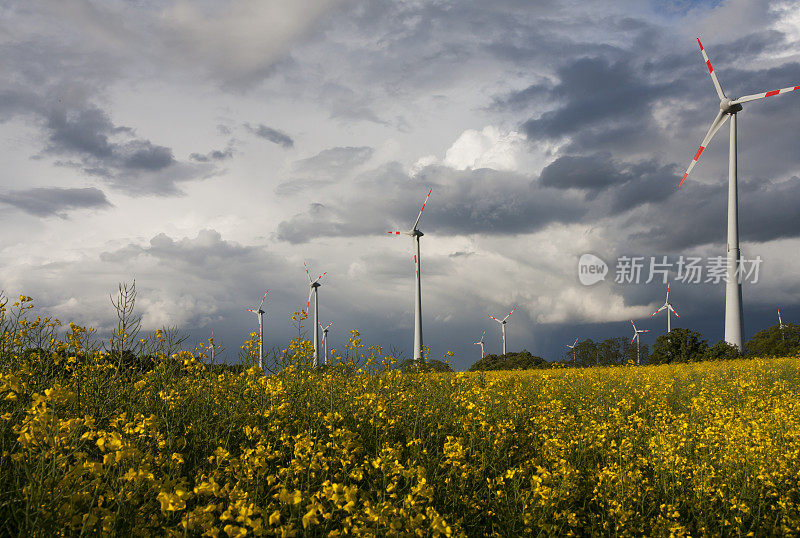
<box><xmin>2</xmin><ymin>0</ymin><xmax>800</xmax><ymax>369</ymax></box>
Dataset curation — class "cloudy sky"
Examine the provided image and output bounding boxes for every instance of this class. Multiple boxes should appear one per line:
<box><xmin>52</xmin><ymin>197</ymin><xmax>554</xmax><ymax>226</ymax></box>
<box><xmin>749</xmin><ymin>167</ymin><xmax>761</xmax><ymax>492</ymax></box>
<box><xmin>2</xmin><ymin>0</ymin><xmax>800</xmax><ymax>369</ymax></box>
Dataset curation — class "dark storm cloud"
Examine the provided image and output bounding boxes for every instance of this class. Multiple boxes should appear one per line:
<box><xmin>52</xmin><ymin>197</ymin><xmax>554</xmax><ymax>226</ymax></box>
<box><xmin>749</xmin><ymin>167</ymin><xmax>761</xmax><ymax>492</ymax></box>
<box><xmin>245</xmin><ymin>124</ymin><xmax>294</xmax><ymax>148</ymax></box>
<box><xmin>522</xmin><ymin>56</ymin><xmax>676</xmax><ymax>142</ymax></box>
<box><xmin>626</xmin><ymin>174</ymin><xmax>800</xmax><ymax>253</ymax></box>
<box><xmin>0</xmin><ymin>187</ymin><xmax>112</xmax><ymax>217</ymax></box>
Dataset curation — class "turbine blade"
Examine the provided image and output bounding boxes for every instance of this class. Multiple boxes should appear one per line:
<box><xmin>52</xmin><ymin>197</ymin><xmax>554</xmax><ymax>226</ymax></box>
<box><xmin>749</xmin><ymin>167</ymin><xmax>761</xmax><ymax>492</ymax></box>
<box><xmin>317</xmin><ymin>271</ymin><xmax>327</xmax><ymax>283</ymax></box>
<box><xmin>304</xmin><ymin>261</ymin><xmax>313</xmax><ymax>283</ymax></box>
<box><xmin>631</xmin><ymin>334</ymin><xmax>637</xmax><ymax>345</ymax></box>
<box><xmin>678</xmin><ymin>110</ymin><xmax>729</xmax><ymax>187</ymax></box>
<box><xmin>697</xmin><ymin>38</ymin><xmax>726</xmax><ymax>100</ymax></box>
<box><xmin>259</xmin><ymin>289</ymin><xmax>268</xmax><ymax>310</ymax></box>
<box><xmin>732</xmin><ymin>85</ymin><xmax>800</xmax><ymax>105</ymax></box>
<box><xmin>650</xmin><ymin>305</ymin><xmax>667</xmax><ymax>317</ymax></box>
<box><xmin>306</xmin><ymin>287</ymin><xmax>314</xmax><ymax>311</ymax></box>
<box><xmin>503</xmin><ymin>306</ymin><xmax>517</xmax><ymax>321</ymax></box>
<box><xmin>412</xmin><ymin>188</ymin><xmax>432</xmax><ymax>230</ymax></box>
<box><xmin>246</xmin><ymin>309</ymin><xmax>256</xmax><ymax>313</ymax></box>
<box><xmin>666</xmin><ymin>280</ymin><xmax>670</xmax><ymax>302</ymax></box>
<box><xmin>573</xmin><ymin>337</ymin><xmax>578</xmax><ymax>347</ymax></box>
<box><xmin>642</xmin><ymin>329</ymin><xmax>651</xmax><ymax>333</ymax></box>
<box><xmin>388</xmin><ymin>231</ymin><xmax>403</xmax><ymax>235</ymax></box>
<box><xmin>778</xmin><ymin>308</ymin><xmax>782</xmax><ymax>325</ymax></box>
<box><xmin>481</xmin><ymin>330</ymin><xmax>486</xmax><ymax>342</ymax></box>
<box><xmin>489</xmin><ymin>315</ymin><xmax>502</xmax><ymax>323</ymax></box>
<box><xmin>669</xmin><ymin>305</ymin><xmax>681</xmax><ymax>318</ymax></box>
<box><xmin>630</xmin><ymin>319</ymin><xmax>637</xmax><ymax>331</ymax></box>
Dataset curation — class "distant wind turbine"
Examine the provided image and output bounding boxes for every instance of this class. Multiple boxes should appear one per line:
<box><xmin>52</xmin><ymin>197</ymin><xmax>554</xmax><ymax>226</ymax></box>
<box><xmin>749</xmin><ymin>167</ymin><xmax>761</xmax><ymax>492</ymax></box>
<box><xmin>319</xmin><ymin>321</ymin><xmax>333</xmax><ymax>364</ymax></box>
<box><xmin>388</xmin><ymin>188</ymin><xmax>432</xmax><ymax>362</ymax></box>
<box><xmin>304</xmin><ymin>262</ymin><xmax>327</xmax><ymax>367</ymax></box>
<box><xmin>566</xmin><ymin>337</ymin><xmax>579</xmax><ymax>362</ymax></box>
<box><xmin>778</xmin><ymin>308</ymin><xmax>785</xmax><ymax>341</ymax></box>
<box><xmin>473</xmin><ymin>330</ymin><xmax>486</xmax><ymax>359</ymax></box>
<box><xmin>246</xmin><ymin>290</ymin><xmax>268</xmax><ymax>368</ymax></box>
<box><xmin>650</xmin><ymin>280</ymin><xmax>680</xmax><ymax>333</ymax></box>
<box><xmin>489</xmin><ymin>306</ymin><xmax>517</xmax><ymax>356</ymax></box>
<box><xmin>630</xmin><ymin>319</ymin><xmax>650</xmax><ymax>366</ymax></box>
<box><xmin>679</xmin><ymin>38</ymin><xmax>800</xmax><ymax>350</ymax></box>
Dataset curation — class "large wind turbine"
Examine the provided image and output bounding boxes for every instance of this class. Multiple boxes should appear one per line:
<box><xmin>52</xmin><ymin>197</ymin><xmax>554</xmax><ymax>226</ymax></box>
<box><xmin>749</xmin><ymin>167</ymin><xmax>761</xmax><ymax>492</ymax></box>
<box><xmin>679</xmin><ymin>38</ymin><xmax>800</xmax><ymax>350</ymax></box>
<box><xmin>246</xmin><ymin>290</ymin><xmax>268</xmax><ymax>368</ymax></box>
<box><xmin>566</xmin><ymin>337</ymin><xmax>579</xmax><ymax>362</ymax></box>
<box><xmin>304</xmin><ymin>262</ymin><xmax>327</xmax><ymax>367</ymax></box>
<box><xmin>388</xmin><ymin>188</ymin><xmax>432</xmax><ymax>362</ymax></box>
<box><xmin>489</xmin><ymin>306</ymin><xmax>517</xmax><ymax>356</ymax></box>
<box><xmin>630</xmin><ymin>319</ymin><xmax>650</xmax><ymax>366</ymax></box>
<box><xmin>650</xmin><ymin>280</ymin><xmax>681</xmax><ymax>333</ymax></box>
<box><xmin>319</xmin><ymin>321</ymin><xmax>333</xmax><ymax>364</ymax></box>
<box><xmin>473</xmin><ymin>330</ymin><xmax>486</xmax><ymax>359</ymax></box>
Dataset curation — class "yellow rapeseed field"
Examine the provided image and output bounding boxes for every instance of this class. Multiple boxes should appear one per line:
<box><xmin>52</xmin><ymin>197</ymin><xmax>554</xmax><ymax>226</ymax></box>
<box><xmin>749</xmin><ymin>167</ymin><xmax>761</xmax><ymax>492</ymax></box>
<box><xmin>1</xmin><ymin>296</ymin><xmax>800</xmax><ymax>536</ymax></box>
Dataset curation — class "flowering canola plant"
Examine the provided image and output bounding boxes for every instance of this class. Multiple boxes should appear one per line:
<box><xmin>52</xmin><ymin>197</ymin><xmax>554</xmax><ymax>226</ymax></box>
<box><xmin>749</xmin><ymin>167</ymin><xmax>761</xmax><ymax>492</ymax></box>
<box><xmin>2</xmin><ymin>296</ymin><xmax>800</xmax><ymax>536</ymax></box>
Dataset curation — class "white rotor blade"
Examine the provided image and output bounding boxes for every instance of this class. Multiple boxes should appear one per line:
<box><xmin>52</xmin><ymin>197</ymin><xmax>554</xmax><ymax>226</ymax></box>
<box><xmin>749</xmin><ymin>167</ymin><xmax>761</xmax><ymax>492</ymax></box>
<box><xmin>631</xmin><ymin>334</ymin><xmax>637</xmax><ymax>345</ymax></box>
<box><xmin>306</xmin><ymin>287</ymin><xmax>314</xmax><ymax>311</ymax></box>
<box><xmin>630</xmin><ymin>319</ymin><xmax>637</xmax><ymax>331</ymax></box>
<box><xmin>572</xmin><ymin>337</ymin><xmax>578</xmax><ymax>347</ymax></box>
<box><xmin>488</xmin><ymin>315</ymin><xmax>503</xmax><ymax>323</ymax></box>
<box><xmin>678</xmin><ymin>110</ymin><xmax>729</xmax><ymax>187</ymax></box>
<box><xmin>650</xmin><ymin>305</ymin><xmax>667</xmax><ymax>317</ymax></box>
<box><xmin>304</xmin><ymin>262</ymin><xmax>313</xmax><ymax>283</ymax></box>
<box><xmin>412</xmin><ymin>188</ymin><xmax>432</xmax><ymax>230</ymax></box>
<box><xmin>502</xmin><ymin>306</ymin><xmax>517</xmax><ymax>322</ymax></box>
<box><xmin>259</xmin><ymin>289</ymin><xmax>268</xmax><ymax>310</ymax></box>
<box><xmin>732</xmin><ymin>85</ymin><xmax>800</xmax><ymax>105</ymax></box>
<box><xmin>668</xmin><ymin>305</ymin><xmax>680</xmax><ymax>318</ymax></box>
<box><xmin>697</xmin><ymin>38</ymin><xmax>726</xmax><ymax>100</ymax></box>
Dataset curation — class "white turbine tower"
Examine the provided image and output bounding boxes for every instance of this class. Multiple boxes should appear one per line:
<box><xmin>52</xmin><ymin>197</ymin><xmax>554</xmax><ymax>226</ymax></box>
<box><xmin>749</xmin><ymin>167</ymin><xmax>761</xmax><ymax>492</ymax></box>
<box><xmin>246</xmin><ymin>290</ymin><xmax>268</xmax><ymax>368</ymax></box>
<box><xmin>473</xmin><ymin>330</ymin><xmax>486</xmax><ymax>359</ymax></box>
<box><xmin>679</xmin><ymin>38</ymin><xmax>800</xmax><ymax>351</ymax></box>
<box><xmin>388</xmin><ymin>188</ymin><xmax>432</xmax><ymax>362</ymax></box>
<box><xmin>489</xmin><ymin>306</ymin><xmax>517</xmax><ymax>356</ymax></box>
<box><xmin>304</xmin><ymin>262</ymin><xmax>327</xmax><ymax>368</ymax></box>
<box><xmin>319</xmin><ymin>321</ymin><xmax>333</xmax><ymax>364</ymax></box>
<box><xmin>566</xmin><ymin>337</ymin><xmax>579</xmax><ymax>362</ymax></box>
<box><xmin>630</xmin><ymin>319</ymin><xmax>650</xmax><ymax>366</ymax></box>
<box><xmin>650</xmin><ymin>280</ymin><xmax>681</xmax><ymax>333</ymax></box>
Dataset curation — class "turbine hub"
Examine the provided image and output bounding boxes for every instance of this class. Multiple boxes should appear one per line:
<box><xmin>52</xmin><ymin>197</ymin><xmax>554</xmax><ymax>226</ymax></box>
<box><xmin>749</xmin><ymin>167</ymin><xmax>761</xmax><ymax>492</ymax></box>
<box><xmin>311</xmin><ymin>282</ymin><xmax>321</xmax><ymax>288</ymax></box>
<box><xmin>720</xmin><ymin>98</ymin><xmax>742</xmax><ymax>114</ymax></box>
<box><xmin>410</xmin><ymin>229</ymin><xmax>424</xmax><ymax>237</ymax></box>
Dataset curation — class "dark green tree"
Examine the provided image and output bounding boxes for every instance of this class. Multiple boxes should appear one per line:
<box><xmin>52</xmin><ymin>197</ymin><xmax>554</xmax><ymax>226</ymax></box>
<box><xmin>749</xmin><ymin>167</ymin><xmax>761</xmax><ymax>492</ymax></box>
<box><xmin>650</xmin><ymin>328</ymin><xmax>708</xmax><ymax>364</ymax></box>
<box><xmin>704</xmin><ymin>340</ymin><xmax>741</xmax><ymax>361</ymax></box>
<box><xmin>468</xmin><ymin>350</ymin><xmax>548</xmax><ymax>371</ymax></box>
<box><xmin>745</xmin><ymin>323</ymin><xmax>800</xmax><ymax>357</ymax></box>
<box><xmin>571</xmin><ymin>339</ymin><xmax>598</xmax><ymax>366</ymax></box>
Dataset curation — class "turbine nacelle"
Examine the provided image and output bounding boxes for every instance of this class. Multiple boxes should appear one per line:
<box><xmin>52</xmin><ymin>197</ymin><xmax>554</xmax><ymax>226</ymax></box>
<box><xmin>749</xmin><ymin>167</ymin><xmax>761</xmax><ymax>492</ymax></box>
<box><xmin>719</xmin><ymin>98</ymin><xmax>742</xmax><ymax>114</ymax></box>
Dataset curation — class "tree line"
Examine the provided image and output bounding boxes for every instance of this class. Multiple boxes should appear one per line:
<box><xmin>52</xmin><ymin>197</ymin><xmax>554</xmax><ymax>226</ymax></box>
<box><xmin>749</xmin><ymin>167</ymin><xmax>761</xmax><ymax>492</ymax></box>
<box><xmin>469</xmin><ymin>322</ymin><xmax>800</xmax><ymax>371</ymax></box>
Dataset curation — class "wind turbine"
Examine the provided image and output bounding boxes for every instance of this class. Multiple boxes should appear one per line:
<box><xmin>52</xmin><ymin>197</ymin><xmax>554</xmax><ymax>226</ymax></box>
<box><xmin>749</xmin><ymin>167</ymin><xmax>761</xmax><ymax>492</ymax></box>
<box><xmin>489</xmin><ymin>306</ymin><xmax>517</xmax><ymax>356</ymax></box>
<box><xmin>650</xmin><ymin>280</ymin><xmax>681</xmax><ymax>333</ymax></box>
<box><xmin>566</xmin><ymin>337</ymin><xmax>579</xmax><ymax>362</ymax></box>
<box><xmin>319</xmin><ymin>321</ymin><xmax>333</xmax><ymax>364</ymax></box>
<box><xmin>778</xmin><ymin>308</ymin><xmax>785</xmax><ymax>341</ymax></box>
<box><xmin>630</xmin><ymin>319</ymin><xmax>650</xmax><ymax>366</ymax></box>
<box><xmin>473</xmin><ymin>330</ymin><xmax>486</xmax><ymax>359</ymax></box>
<box><xmin>679</xmin><ymin>38</ymin><xmax>800</xmax><ymax>351</ymax></box>
<box><xmin>246</xmin><ymin>290</ymin><xmax>268</xmax><ymax>368</ymax></box>
<box><xmin>388</xmin><ymin>188</ymin><xmax>432</xmax><ymax>362</ymax></box>
<box><xmin>304</xmin><ymin>262</ymin><xmax>327</xmax><ymax>367</ymax></box>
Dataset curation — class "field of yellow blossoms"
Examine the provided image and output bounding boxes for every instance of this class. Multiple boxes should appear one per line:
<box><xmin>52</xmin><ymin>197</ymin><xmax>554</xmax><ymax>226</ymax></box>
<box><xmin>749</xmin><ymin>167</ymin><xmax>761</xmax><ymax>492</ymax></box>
<box><xmin>2</xmin><ymin>296</ymin><xmax>800</xmax><ymax>536</ymax></box>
